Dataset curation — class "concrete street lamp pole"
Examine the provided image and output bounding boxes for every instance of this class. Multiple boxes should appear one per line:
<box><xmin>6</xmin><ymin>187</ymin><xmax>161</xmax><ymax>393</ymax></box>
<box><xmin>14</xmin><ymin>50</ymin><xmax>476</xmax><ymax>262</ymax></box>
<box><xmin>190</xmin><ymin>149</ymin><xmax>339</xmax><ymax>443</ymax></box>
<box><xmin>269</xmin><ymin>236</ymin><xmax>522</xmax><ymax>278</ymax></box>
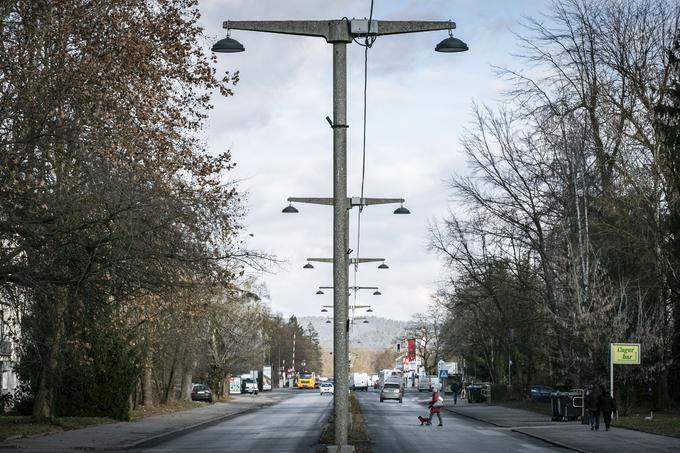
<box><xmin>217</xmin><ymin>18</ymin><xmax>465</xmax><ymax>449</ymax></box>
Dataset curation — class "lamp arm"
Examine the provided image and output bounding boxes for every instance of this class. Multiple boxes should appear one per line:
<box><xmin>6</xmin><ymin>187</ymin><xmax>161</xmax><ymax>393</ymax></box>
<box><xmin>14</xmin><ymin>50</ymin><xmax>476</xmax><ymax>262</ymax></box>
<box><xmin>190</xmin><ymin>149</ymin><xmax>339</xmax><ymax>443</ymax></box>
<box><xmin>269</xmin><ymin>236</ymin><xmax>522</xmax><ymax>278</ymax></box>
<box><xmin>288</xmin><ymin>197</ymin><xmax>335</xmax><ymax>206</ymax></box>
<box><xmin>375</xmin><ymin>21</ymin><xmax>455</xmax><ymax>36</ymax></box>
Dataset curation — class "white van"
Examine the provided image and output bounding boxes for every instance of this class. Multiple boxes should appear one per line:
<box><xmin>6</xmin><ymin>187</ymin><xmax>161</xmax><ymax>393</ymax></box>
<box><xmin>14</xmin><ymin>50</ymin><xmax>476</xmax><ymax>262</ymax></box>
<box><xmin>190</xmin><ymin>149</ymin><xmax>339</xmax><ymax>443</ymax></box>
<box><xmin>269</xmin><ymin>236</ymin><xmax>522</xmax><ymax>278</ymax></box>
<box><xmin>418</xmin><ymin>375</ymin><xmax>439</xmax><ymax>392</ymax></box>
<box><xmin>349</xmin><ymin>372</ymin><xmax>369</xmax><ymax>391</ymax></box>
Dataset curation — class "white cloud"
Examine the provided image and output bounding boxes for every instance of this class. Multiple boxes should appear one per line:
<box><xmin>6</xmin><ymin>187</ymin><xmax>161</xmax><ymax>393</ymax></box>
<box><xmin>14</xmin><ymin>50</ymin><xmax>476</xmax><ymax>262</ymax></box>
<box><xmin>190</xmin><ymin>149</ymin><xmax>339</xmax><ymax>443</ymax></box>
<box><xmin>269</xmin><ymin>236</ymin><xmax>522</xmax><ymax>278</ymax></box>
<box><xmin>199</xmin><ymin>0</ymin><xmax>545</xmax><ymax>320</ymax></box>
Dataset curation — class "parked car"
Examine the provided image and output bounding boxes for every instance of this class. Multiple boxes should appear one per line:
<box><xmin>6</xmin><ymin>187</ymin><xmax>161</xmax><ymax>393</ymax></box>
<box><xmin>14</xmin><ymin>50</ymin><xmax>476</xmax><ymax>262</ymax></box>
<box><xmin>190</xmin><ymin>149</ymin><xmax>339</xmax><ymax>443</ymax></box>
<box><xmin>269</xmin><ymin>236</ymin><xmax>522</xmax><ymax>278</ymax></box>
<box><xmin>319</xmin><ymin>382</ymin><xmax>334</xmax><ymax>396</ymax></box>
<box><xmin>531</xmin><ymin>385</ymin><xmax>555</xmax><ymax>402</ymax></box>
<box><xmin>242</xmin><ymin>378</ymin><xmax>258</xmax><ymax>395</ymax></box>
<box><xmin>191</xmin><ymin>384</ymin><xmax>213</xmax><ymax>402</ymax></box>
<box><xmin>380</xmin><ymin>381</ymin><xmax>403</xmax><ymax>403</ymax></box>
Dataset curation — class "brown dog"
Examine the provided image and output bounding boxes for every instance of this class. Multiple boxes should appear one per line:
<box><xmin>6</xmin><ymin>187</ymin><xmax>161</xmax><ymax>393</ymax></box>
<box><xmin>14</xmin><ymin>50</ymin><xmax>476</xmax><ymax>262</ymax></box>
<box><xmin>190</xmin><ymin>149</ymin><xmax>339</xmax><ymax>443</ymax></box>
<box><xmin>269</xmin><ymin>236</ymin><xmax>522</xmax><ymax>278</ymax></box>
<box><xmin>418</xmin><ymin>415</ymin><xmax>431</xmax><ymax>425</ymax></box>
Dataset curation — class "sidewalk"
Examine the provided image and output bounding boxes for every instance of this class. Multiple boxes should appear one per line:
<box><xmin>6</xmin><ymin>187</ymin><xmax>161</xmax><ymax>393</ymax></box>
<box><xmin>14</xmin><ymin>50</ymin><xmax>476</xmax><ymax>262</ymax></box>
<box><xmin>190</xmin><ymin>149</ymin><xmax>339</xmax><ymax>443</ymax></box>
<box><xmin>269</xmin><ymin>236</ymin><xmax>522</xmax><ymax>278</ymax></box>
<box><xmin>443</xmin><ymin>398</ymin><xmax>680</xmax><ymax>453</ymax></box>
<box><xmin>0</xmin><ymin>391</ymin><xmax>292</xmax><ymax>452</ymax></box>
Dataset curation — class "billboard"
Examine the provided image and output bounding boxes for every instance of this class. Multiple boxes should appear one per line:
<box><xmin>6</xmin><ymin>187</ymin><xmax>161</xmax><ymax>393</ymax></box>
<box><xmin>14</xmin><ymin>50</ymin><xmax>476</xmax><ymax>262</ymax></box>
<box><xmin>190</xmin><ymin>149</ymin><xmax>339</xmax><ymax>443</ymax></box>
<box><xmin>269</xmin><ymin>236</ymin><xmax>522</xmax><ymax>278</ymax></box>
<box><xmin>611</xmin><ymin>343</ymin><xmax>641</xmax><ymax>365</ymax></box>
<box><xmin>262</xmin><ymin>365</ymin><xmax>272</xmax><ymax>391</ymax></box>
<box><xmin>229</xmin><ymin>376</ymin><xmax>241</xmax><ymax>394</ymax></box>
<box><xmin>407</xmin><ymin>338</ymin><xmax>416</xmax><ymax>361</ymax></box>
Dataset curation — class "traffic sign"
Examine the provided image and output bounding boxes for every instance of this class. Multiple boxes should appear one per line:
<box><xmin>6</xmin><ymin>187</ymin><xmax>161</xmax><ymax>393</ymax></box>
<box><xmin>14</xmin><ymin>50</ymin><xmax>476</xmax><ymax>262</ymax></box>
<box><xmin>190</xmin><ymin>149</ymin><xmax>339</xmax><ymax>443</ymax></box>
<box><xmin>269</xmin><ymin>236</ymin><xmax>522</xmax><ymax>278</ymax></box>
<box><xmin>439</xmin><ymin>369</ymin><xmax>449</xmax><ymax>379</ymax></box>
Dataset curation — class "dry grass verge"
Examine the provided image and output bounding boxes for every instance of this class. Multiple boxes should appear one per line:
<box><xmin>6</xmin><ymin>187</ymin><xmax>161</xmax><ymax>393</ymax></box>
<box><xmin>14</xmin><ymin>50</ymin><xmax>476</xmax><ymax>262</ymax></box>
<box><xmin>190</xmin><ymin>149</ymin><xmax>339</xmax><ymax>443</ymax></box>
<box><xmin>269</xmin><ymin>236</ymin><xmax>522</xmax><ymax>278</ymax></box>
<box><xmin>615</xmin><ymin>410</ymin><xmax>680</xmax><ymax>438</ymax></box>
<box><xmin>0</xmin><ymin>415</ymin><xmax>113</xmax><ymax>441</ymax></box>
<box><xmin>130</xmin><ymin>399</ymin><xmax>207</xmax><ymax>420</ymax></box>
<box><xmin>318</xmin><ymin>393</ymin><xmax>371</xmax><ymax>452</ymax></box>
<box><xmin>0</xmin><ymin>398</ymin><xmax>223</xmax><ymax>441</ymax></box>
<box><xmin>497</xmin><ymin>401</ymin><xmax>680</xmax><ymax>437</ymax></box>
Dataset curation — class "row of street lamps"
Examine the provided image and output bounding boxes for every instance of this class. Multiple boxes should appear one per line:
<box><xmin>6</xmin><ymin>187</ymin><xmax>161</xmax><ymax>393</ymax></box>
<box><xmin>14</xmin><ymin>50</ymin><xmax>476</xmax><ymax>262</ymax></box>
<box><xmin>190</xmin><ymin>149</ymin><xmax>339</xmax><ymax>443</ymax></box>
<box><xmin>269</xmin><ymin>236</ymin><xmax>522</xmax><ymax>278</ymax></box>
<box><xmin>287</xmin><ymin>199</ymin><xmax>400</xmax><ymax>322</ymax></box>
<box><xmin>212</xmin><ymin>16</ymin><xmax>468</xmax><ymax>450</ymax></box>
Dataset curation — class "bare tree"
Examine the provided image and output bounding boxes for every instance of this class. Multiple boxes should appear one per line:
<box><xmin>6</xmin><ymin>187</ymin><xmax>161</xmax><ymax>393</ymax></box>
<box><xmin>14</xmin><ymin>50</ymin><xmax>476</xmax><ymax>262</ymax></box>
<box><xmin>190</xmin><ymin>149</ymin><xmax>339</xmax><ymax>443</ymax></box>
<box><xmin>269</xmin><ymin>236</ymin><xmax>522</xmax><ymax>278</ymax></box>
<box><xmin>430</xmin><ymin>0</ymin><xmax>680</xmax><ymax>405</ymax></box>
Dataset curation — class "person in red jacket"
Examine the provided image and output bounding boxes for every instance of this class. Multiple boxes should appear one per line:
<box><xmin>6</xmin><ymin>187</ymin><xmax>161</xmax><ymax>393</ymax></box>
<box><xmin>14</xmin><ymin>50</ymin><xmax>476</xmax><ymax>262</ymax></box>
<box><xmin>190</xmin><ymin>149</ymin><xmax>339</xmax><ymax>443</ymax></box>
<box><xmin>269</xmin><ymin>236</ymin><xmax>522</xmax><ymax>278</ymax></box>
<box><xmin>427</xmin><ymin>388</ymin><xmax>443</xmax><ymax>426</ymax></box>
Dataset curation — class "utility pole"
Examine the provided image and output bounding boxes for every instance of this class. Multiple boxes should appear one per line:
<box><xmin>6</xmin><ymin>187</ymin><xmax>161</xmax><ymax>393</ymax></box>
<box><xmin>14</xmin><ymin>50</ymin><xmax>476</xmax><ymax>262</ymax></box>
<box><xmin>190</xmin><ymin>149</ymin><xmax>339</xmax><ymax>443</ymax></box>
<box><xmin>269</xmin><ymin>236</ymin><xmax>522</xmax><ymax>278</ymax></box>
<box><xmin>292</xmin><ymin>330</ymin><xmax>296</xmax><ymax>388</ymax></box>
<box><xmin>213</xmin><ymin>18</ymin><xmax>467</xmax><ymax>450</ymax></box>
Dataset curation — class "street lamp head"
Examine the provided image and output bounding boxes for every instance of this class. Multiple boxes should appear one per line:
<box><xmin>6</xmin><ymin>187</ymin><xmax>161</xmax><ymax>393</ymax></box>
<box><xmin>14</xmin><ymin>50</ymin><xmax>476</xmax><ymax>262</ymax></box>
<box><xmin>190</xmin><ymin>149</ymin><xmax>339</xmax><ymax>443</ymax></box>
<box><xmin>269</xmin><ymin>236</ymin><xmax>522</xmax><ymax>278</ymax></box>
<box><xmin>316</xmin><ymin>290</ymin><xmax>324</xmax><ymax>295</ymax></box>
<box><xmin>377</xmin><ymin>263</ymin><xmax>389</xmax><ymax>269</ymax></box>
<box><xmin>372</xmin><ymin>290</ymin><xmax>381</xmax><ymax>296</ymax></box>
<box><xmin>363</xmin><ymin>320</ymin><xmax>369</xmax><ymax>324</ymax></box>
<box><xmin>325</xmin><ymin>319</ymin><xmax>331</xmax><ymax>323</ymax></box>
<box><xmin>303</xmin><ymin>263</ymin><xmax>314</xmax><ymax>269</ymax></box>
<box><xmin>367</xmin><ymin>308</ymin><xmax>373</xmax><ymax>312</ymax></box>
<box><xmin>435</xmin><ymin>33</ymin><xmax>469</xmax><ymax>53</ymax></box>
<box><xmin>282</xmin><ymin>203</ymin><xmax>299</xmax><ymax>213</ymax></box>
<box><xmin>321</xmin><ymin>308</ymin><xmax>328</xmax><ymax>313</ymax></box>
<box><xmin>393</xmin><ymin>204</ymin><xmax>411</xmax><ymax>214</ymax></box>
<box><xmin>212</xmin><ymin>31</ymin><xmax>245</xmax><ymax>53</ymax></box>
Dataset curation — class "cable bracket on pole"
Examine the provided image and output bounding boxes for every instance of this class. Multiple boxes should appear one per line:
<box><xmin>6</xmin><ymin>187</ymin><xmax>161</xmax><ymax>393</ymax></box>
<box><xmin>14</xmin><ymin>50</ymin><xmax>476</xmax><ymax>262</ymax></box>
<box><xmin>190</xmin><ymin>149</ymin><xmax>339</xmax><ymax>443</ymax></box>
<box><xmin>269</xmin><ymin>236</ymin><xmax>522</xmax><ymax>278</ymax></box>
<box><xmin>326</xmin><ymin>116</ymin><xmax>349</xmax><ymax>129</ymax></box>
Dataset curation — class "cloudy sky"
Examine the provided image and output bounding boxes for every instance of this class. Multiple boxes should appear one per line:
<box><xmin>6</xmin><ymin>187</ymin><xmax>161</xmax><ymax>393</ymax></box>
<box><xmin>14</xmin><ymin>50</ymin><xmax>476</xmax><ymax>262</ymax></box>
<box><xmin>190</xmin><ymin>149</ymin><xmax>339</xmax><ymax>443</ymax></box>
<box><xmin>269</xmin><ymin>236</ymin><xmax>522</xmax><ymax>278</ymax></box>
<box><xmin>197</xmin><ymin>0</ymin><xmax>546</xmax><ymax>321</ymax></box>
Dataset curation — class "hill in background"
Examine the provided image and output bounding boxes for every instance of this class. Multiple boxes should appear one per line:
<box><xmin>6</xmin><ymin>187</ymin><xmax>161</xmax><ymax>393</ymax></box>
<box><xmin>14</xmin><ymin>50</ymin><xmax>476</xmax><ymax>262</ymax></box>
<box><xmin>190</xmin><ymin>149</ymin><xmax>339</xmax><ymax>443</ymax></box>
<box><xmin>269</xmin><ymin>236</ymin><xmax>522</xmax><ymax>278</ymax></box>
<box><xmin>298</xmin><ymin>316</ymin><xmax>409</xmax><ymax>351</ymax></box>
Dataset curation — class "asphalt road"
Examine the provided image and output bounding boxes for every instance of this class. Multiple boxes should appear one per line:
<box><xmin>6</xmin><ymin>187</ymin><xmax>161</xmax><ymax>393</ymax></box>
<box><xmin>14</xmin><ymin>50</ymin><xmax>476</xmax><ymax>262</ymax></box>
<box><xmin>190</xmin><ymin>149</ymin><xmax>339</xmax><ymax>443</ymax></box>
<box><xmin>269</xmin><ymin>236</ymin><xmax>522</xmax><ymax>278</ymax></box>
<box><xmin>130</xmin><ymin>387</ymin><xmax>565</xmax><ymax>453</ymax></box>
<box><xmin>356</xmin><ymin>388</ymin><xmax>565</xmax><ymax>453</ymax></box>
<box><xmin>133</xmin><ymin>389</ymin><xmax>331</xmax><ymax>453</ymax></box>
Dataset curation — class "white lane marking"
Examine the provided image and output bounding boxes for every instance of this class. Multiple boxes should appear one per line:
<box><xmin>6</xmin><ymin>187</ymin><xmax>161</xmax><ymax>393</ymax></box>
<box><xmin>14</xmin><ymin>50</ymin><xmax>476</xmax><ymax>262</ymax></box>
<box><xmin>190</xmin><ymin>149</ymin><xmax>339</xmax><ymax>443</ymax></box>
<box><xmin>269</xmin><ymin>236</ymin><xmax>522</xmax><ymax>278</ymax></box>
<box><xmin>475</xmin><ymin>429</ymin><xmax>503</xmax><ymax>436</ymax></box>
<box><xmin>518</xmin><ymin>444</ymin><xmax>559</xmax><ymax>452</ymax></box>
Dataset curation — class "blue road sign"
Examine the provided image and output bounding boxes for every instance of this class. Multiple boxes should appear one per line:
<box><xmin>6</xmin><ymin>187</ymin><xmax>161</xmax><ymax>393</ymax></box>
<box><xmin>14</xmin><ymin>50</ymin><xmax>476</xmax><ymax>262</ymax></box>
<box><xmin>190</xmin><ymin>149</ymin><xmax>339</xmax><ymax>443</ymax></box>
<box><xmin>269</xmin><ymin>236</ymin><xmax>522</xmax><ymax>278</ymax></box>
<box><xmin>439</xmin><ymin>369</ymin><xmax>449</xmax><ymax>379</ymax></box>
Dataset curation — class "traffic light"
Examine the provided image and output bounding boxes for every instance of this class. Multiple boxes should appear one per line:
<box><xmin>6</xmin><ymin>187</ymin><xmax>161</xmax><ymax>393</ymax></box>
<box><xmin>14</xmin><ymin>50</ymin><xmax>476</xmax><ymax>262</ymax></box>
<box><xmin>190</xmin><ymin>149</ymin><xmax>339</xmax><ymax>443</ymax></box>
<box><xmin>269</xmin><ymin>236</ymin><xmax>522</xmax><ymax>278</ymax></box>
<box><xmin>396</xmin><ymin>343</ymin><xmax>401</xmax><ymax>353</ymax></box>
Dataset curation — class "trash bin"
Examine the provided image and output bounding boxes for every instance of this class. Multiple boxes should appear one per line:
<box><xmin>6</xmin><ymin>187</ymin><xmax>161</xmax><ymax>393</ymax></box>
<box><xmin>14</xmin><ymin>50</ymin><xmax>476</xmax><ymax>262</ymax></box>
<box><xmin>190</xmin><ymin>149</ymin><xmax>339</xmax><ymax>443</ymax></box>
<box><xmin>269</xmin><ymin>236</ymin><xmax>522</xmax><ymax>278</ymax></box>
<box><xmin>466</xmin><ymin>384</ymin><xmax>487</xmax><ymax>403</ymax></box>
<box><xmin>550</xmin><ymin>390</ymin><xmax>584</xmax><ymax>421</ymax></box>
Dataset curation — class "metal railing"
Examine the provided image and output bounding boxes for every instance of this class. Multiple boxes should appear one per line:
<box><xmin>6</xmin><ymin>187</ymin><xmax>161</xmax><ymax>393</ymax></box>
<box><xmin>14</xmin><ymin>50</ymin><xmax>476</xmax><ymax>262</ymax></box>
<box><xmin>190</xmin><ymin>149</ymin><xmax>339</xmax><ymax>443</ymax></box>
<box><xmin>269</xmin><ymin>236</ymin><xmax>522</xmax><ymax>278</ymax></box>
<box><xmin>571</xmin><ymin>388</ymin><xmax>585</xmax><ymax>419</ymax></box>
<box><xmin>481</xmin><ymin>385</ymin><xmax>491</xmax><ymax>405</ymax></box>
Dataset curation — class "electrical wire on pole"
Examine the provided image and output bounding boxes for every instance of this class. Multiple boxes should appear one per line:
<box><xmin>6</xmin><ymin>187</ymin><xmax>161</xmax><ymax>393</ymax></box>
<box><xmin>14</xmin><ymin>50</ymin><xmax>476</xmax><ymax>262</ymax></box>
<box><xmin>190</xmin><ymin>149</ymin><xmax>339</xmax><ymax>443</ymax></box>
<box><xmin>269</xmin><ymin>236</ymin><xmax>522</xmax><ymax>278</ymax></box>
<box><xmin>352</xmin><ymin>0</ymin><xmax>376</xmax><ymax>313</ymax></box>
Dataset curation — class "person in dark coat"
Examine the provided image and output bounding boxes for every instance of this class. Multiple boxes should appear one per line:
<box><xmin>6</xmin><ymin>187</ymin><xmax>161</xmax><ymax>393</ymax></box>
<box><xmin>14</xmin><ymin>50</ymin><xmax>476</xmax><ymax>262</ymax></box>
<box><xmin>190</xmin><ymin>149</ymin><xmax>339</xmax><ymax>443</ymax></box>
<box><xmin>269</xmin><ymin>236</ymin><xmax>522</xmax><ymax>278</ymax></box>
<box><xmin>585</xmin><ymin>384</ymin><xmax>601</xmax><ymax>431</ymax></box>
<box><xmin>427</xmin><ymin>389</ymin><xmax>443</xmax><ymax>426</ymax></box>
<box><xmin>598</xmin><ymin>388</ymin><xmax>616</xmax><ymax>431</ymax></box>
<box><xmin>450</xmin><ymin>382</ymin><xmax>461</xmax><ymax>405</ymax></box>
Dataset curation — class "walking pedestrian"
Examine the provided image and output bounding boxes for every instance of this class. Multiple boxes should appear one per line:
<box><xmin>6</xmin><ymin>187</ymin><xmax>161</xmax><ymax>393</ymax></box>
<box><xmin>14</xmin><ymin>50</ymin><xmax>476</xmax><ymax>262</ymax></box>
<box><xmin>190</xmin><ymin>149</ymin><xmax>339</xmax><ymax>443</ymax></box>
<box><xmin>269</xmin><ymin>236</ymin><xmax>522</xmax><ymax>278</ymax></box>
<box><xmin>450</xmin><ymin>381</ymin><xmax>461</xmax><ymax>405</ymax></box>
<box><xmin>598</xmin><ymin>387</ymin><xmax>616</xmax><ymax>431</ymax></box>
<box><xmin>428</xmin><ymin>388</ymin><xmax>444</xmax><ymax>426</ymax></box>
<box><xmin>585</xmin><ymin>384</ymin><xmax>601</xmax><ymax>431</ymax></box>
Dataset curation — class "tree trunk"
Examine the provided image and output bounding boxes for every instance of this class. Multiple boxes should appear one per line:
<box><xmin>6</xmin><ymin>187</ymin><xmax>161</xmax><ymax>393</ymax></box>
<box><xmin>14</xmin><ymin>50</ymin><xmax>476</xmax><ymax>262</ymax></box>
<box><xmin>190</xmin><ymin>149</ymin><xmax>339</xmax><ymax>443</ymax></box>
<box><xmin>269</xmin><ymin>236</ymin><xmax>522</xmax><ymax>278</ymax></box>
<box><xmin>142</xmin><ymin>359</ymin><xmax>154</xmax><ymax>407</ymax></box>
<box><xmin>163</xmin><ymin>347</ymin><xmax>179</xmax><ymax>404</ymax></box>
<box><xmin>32</xmin><ymin>296</ymin><xmax>66</xmax><ymax>421</ymax></box>
<box><xmin>654</xmin><ymin>369</ymin><xmax>670</xmax><ymax>411</ymax></box>
<box><xmin>179</xmin><ymin>352</ymin><xmax>195</xmax><ymax>401</ymax></box>
<box><xmin>221</xmin><ymin>376</ymin><xmax>229</xmax><ymax>398</ymax></box>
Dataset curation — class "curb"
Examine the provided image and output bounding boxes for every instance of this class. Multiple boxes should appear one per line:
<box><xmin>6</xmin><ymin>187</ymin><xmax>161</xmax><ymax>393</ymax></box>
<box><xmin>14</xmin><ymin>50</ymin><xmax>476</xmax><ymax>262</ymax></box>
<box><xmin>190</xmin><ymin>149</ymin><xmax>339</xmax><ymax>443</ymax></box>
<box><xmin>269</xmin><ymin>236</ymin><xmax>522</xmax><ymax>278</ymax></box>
<box><xmin>125</xmin><ymin>397</ymin><xmax>290</xmax><ymax>450</ymax></box>
<box><xmin>510</xmin><ymin>428</ymin><xmax>588</xmax><ymax>453</ymax></box>
<box><xmin>441</xmin><ymin>406</ymin><xmax>507</xmax><ymax>428</ymax></box>
<box><xmin>443</xmin><ymin>406</ymin><xmax>585</xmax><ymax>452</ymax></box>
<box><xmin>0</xmin><ymin>396</ymin><xmax>291</xmax><ymax>452</ymax></box>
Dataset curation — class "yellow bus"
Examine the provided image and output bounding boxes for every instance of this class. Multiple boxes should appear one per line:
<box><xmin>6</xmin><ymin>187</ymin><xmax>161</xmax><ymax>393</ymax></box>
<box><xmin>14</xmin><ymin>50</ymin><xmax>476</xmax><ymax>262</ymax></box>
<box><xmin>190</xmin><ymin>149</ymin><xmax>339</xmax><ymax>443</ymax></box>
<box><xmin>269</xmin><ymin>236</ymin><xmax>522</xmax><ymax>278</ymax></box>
<box><xmin>297</xmin><ymin>371</ymin><xmax>316</xmax><ymax>389</ymax></box>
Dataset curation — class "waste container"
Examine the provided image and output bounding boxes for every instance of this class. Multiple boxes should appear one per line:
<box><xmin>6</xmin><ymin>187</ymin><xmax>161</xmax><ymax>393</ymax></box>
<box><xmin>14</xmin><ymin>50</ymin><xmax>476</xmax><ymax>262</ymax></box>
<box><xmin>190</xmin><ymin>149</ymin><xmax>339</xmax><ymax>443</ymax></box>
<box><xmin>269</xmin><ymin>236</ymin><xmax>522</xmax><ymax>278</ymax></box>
<box><xmin>466</xmin><ymin>384</ymin><xmax>487</xmax><ymax>403</ymax></box>
<box><xmin>550</xmin><ymin>390</ymin><xmax>584</xmax><ymax>421</ymax></box>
